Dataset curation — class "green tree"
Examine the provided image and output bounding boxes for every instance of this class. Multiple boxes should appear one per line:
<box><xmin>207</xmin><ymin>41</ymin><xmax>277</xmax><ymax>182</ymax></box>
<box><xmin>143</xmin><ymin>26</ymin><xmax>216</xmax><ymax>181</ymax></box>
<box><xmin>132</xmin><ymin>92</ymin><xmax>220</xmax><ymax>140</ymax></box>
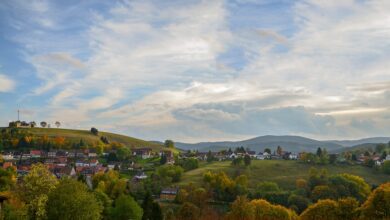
<box><xmin>288</xmin><ymin>194</ymin><xmax>309</xmax><ymax>214</ymax></box>
<box><xmin>116</xmin><ymin>147</ymin><xmax>131</xmax><ymax>161</ymax></box>
<box><xmin>47</xmin><ymin>179</ymin><xmax>102</xmax><ymax>220</ymax></box>
<box><xmin>110</xmin><ymin>195</ymin><xmax>143</xmax><ymax>220</ymax></box>
<box><xmin>160</xmin><ymin>154</ymin><xmax>167</xmax><ymax>165</ymax></box>
<box><xmin>382</xmin><ymin>160</ymin><xmax>390</xmax><ymax>174</ymax></box>
<box><xmin>40</xmin><ymin>121</ymin><xmax>47</xmax><ymax>128</ymax></box>
<box><xmin>375</xmin><ymin>143</ymin><xmax>386</xmax><ymax>153</ymax></box>
<box><xmin>264</xmin><ymin>148</ymin><xmax>271</xmax><ymax>154</ymax></box>
<box><xmin>316</xmin><ymin>147</ymin><xmax>322</xmax><ymax>157</ymax></box>
<box><xmin>20</xmin><ymin>163</ymin><xmax>58</xmax><ymax>220</ymax></box>
<box><xmin>142</xmin><ymin>192</ymin><xmax>162</xmax><ymax>220</ymax></box>
<box><xmin>164</xmin><ymin>140</ymin><xmax>174</xmax><ymax>148</ymax></box>
<box><xmin>90</xmin><ymin>127</ymin><xmax>99</xmax><ymax>135</ymax></box>
<box><xmin>244</xmin><ymin>154</ymin><xmax>251</xmax><ymax>166</ymax></box>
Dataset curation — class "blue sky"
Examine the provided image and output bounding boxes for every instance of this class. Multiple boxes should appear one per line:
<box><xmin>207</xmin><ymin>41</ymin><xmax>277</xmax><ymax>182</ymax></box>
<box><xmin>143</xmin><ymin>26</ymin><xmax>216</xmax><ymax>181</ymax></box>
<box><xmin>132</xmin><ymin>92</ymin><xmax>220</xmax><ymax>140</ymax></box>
<box><xmin>0</xmin><ymin>0</ymin><xmax>389</xmax><ymax>142</ymax></box>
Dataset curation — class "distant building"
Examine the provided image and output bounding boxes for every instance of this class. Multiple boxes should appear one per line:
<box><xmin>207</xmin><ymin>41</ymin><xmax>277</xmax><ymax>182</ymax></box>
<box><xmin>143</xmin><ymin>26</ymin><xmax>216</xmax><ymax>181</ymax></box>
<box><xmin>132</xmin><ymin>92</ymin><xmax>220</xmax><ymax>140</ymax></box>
<box><xmin>160</xmin><ymin>188</ymin><xmax>178</xmax><ymax>201</ymax></box>
<box><xmin>133</xmin><ymin>148</ymin><xmax>152</xmax><ymax>159</ymax></box>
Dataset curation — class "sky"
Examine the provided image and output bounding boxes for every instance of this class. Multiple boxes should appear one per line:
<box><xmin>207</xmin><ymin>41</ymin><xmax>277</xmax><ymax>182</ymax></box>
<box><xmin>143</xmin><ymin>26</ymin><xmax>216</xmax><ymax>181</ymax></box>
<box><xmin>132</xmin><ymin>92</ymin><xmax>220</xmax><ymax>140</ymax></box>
<box><xmin>0</xmin><ymin>0</ymin><xmax>389</xmax><ymax>143</ymax></box>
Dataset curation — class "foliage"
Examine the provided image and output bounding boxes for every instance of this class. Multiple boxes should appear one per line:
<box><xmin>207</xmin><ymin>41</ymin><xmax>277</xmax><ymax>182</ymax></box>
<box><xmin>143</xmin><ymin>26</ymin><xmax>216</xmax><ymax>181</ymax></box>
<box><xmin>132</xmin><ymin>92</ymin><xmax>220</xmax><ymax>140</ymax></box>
<box><xmin>110</xmin><ymin>195</ymin><xmax>143</xmax><ymax>220</ymax></box>
<box><xmin>141</xmin><ymin>192</ymin><xmax>163</xmax><ymax>220</ymax></box>
<box><xmin>382</xmin><ymin>160</ymin><xmax>390</xmax><ymax>174</ymax></box>
<box><xmin>92</xmin><ymin>170</ymin><xmax>128</xmax><ymax>199</ymax></box>
<box><xmin>360</xmin><ymin>182</ymin><xmax>390</xmax><ymax>219</ymax></box>
<box><xmin>178</xmin><ymin>158</ymin><xmax>199</xmax><ymax>171</ymax></box>
<box><xmin>226</xmin><ymin>196</ymin><xmax>297</xmax><ymax>220</ymax></box>
<box><xmin>177</xmin><ymin>202</ymin><xmax>200</xmax><ymax>220</ymax></box>
<box><xmin>156</xmin><ymin>165</ymin><xmax>184</xmax><ymax>184</ymax></box>
<box><xmin>164</xmin><ymin>140</ymin><xmax>175</xmax><ymax>148</ymax></box>
<box><xmin>300</xmin><ymin>199</ymin><xmax>338</xmax><ymax>220</ymax></box>
<box><xmin>0</xmin><ymin>168</ymin><xmax>16</xmax><ymax>192</ymax></box>
<box><xmin>19</xmin><ymin>163</ymin><xmax>58</xmax><ymax>220</ymax></box>
<box><xmin>311</xmin><ymin>185</ymin><xmax>335</xmax><ymax>201</ymax></box>
<box><xmin>203</xmin><ymin>171</ymin><xmax>248</xmax><ymax>202</ymax></box>
<box><xmin>90</xmin><ymin>127</ymin><xmax>99</xmax><ymax>135</ymax></box>
<box><xmin>116</xmin><ymin>147</ymin><xmax>131</xmax><ymax>161</ymax></box>
<box><xmin>231</xmin><ymin>157</ymin><xmax>243</xmax><ymax>166</ymax></box>
<box><xmin>47</xmin><ymin>179</ymin><xmax>102</xmax><ymax>220</ymax></box>
<box><xmin>300</xmin><ymin>197</ymin><xmax>359</xmax><ymax>220</ymax></box>
<box><xmin>160</xmin><ymin>154</ymin><xmax>167</xmax><ymax>165</ymax></box>
<box><xmin>288</xmin><ymin>194</ymin><xmax>309</xmax><ymax>214</ymax></box>
<box><xmin>328</xmin><ymin>173</ymin><xmax>371</xmax><ymax>202</ymax></box>
<box><xmin>244</xmin><ymin>154</ymin><xmax>251</xmax><ymax>166</ymax></box>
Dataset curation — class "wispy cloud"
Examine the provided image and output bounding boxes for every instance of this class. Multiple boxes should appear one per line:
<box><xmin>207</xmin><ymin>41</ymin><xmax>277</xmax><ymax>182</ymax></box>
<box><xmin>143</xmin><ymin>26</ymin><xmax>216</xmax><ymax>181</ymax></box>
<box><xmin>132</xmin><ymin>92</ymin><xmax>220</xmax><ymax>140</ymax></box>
<box><xmin>1</xmin><ymin>0</ymin><xmax>390</xmax><ymax>141</ymax></box>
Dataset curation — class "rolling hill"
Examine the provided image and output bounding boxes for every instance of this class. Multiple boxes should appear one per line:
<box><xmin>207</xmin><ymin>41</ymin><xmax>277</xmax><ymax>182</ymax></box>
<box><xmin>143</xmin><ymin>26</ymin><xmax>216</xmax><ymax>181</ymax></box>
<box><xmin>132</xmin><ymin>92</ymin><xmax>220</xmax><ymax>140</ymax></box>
<box><xmin>327</xmin><ymin>137</ymin><xmax>390</xmax><ymax>147</ymax></box>
<box><xmin>2</xmin><ymin>127</ymin><xmax>167</xmax><ymax>151</ymax></box>
<box><xmin>176</xmin><ymin>135</ymin><xmax>345</xmax><ymax>153</ymax></box>
<box><xmin>179</xmin><ymin>160</ymin><xmax>390</xmax><ymax>190</ymax></box>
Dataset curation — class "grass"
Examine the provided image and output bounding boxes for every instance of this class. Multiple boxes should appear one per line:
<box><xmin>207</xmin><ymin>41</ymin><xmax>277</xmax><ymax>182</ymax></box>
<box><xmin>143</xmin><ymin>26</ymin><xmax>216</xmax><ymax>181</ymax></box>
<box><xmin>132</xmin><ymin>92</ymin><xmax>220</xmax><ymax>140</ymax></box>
<box><xmin>179</xmin><ymin>160</ymin><xmax>390</xmax><ymax>190</ymax></box>
<box><xmin>5</xmin><ymin>127</ymin><xmax>173</xmax><ymax>152</ymax></box>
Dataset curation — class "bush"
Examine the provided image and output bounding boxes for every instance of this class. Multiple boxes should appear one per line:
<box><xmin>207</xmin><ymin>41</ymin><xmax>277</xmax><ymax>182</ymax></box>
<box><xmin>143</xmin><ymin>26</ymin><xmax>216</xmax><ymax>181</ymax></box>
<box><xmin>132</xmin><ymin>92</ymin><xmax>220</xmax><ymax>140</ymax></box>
<box><xmin>360</xmin><ymin>182</ymin><xmax>390</xmax><ymax>219</ymax></box>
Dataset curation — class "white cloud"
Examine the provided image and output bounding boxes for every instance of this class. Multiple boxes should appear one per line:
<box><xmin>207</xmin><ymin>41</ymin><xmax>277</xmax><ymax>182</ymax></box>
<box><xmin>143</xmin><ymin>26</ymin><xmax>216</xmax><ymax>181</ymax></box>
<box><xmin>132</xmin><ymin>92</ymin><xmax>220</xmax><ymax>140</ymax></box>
<box><xmin>0</xmin><ymin>74</ymin><xmax>15</xmax><ymax>92</ymax></box>
<box><xmin>3</xmin><ymin>0</ymin><xmax>390</xmax><ymax>141</ymax></box>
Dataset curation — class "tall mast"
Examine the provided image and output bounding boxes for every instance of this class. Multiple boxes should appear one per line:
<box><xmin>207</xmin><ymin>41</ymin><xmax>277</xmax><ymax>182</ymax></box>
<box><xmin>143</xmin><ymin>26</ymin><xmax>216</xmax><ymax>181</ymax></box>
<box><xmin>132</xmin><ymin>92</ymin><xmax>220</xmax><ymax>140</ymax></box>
<box><xmin>18</xmin><ymin>109</ymin><xmax>20</xmax><ymax>121</ymax></box>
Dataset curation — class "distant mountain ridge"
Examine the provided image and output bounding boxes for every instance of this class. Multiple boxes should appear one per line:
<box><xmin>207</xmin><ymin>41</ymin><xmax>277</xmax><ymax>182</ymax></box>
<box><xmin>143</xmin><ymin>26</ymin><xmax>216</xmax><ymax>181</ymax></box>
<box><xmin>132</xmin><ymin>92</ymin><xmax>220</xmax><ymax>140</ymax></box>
<box><xmin>175</xmin><ymin>135</ymin><xmax>390</xmax><ymax>153</ymax></box>
<box><xmin>326</xmin><ymin>137</ymin><xmax>390</xmax><ymax>147</ymax></box>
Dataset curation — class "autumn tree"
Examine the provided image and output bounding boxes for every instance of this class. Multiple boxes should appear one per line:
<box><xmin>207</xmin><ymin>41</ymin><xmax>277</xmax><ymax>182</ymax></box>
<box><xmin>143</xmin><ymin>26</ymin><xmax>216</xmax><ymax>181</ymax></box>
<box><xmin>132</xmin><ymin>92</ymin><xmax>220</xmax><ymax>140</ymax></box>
<box><xmin>47</xmin><ymin>179</ymin><xmax>102</xmax><ymax>220</ymax></box>
<box><xmin>177</xmin><ymin>202</ymin><xmax>200</xmax><ymax>220</ymax></box>
<box><xmin>226</xmin><ymin>196</ymin><xmax>253</xmax><ymax>220</ymax></box>
<box><xmin>54</xmin><ymin>136</ymin><xmax>66</xmax><ymax>148</ymax></box>
<box><xmin>360</xmin><ymin>182</ymin><xmax>390</xmax><ymax>219</ymax></box>
<box><xmin>300</xmin><ymin>199</ymin><xmax>339</xmax><ymax>220</ymax></box>
<box><xmin>19</xmin><ymin>163</ymin><xmax>58</xmax><ymax>219</ymax></box>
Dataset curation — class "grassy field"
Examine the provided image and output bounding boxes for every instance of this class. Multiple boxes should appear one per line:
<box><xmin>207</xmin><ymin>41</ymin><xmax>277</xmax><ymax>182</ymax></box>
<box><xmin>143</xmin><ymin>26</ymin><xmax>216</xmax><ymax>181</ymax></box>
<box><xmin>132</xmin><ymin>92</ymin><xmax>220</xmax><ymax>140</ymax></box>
<box><xmin>179</xmin><ymin>160</ymin><xmax>389</xmax><ymax>190</ymax></box>
<box><xmin>4</xmin><ymin>127</ymin><xmax>171</xmax><ymax>152</ymax></box>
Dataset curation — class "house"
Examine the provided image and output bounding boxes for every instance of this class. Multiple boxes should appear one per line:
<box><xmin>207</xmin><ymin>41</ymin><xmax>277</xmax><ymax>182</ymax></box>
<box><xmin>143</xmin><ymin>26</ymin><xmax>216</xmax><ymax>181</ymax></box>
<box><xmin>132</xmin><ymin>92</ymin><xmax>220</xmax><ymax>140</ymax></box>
<box><xmin>2</xmin><ymin>153</ymin><xmax>14</xmax><ymax>161</ymax></box>
<box><xmin>30</xmin><ymin>150</ymin><xmax>42</xmax><ymax>158</ymax></box>
<box><xmin>256</xmin><ymin>153</ymin><xmax>266</xmax><ymax>160</ymax></box>
<box><xmin>89</xmin><ymin>159</ymin><xmax>99</xmax><ymax>167</ymax></box>
<box><xmin>247</xmin><ymin>151</ymin><xmax>256</xmax><ymax>158</ymax></box>
<box><xmin>9</xmin><ymin>121</ymin><xmax>32</xmax><ymax>128</ymax></box>
<box><xmin>88</xmin><ymin>149</ymin><xmax>98</xmax><ymax>158</ymax></box>
<box><xmin>3</xmin><ymin>162</ymin><xmax>14</xmax><ymax>170</ymax></box>
<box><xmin>133</xmin><ymin>172</ymin><xmax>148</xmax><ymax>181</ymax></box>
<box><xmin>133</xmin><ymin>148</ymin><xmax>152</xmax><ymax>159</ymax></box>
<box><xmin>229</xmin><ymin>152</ymin><xmax>237</xmax><ymax>159</ymax></box>
<box><xmin>21</xmin><ymin>153</ymin><xmax>31</xmax><ymax>160</ymax></box>
<box><xmin>161</xmin><ymin>151</ymin><xmax>175</xmax><ymax>165</ymax></box>
<box><xmin>385</xmin><ymin>155</ymin><xmax>390</xmax><ymax>161</ymax></box>
<box><xmin>48</xmin><ymin>151</ymin><xmax>57</xmax><ymax>158</ymax></box>
<box><xmin>288</xmin><ymin>153</ymin><xmax>298</xmax><ymax>160</ymax></box>
<box><xmin>160</xmin><ymin>188</ymin><xmax>178</xmax><ymax>201</ymax></box>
